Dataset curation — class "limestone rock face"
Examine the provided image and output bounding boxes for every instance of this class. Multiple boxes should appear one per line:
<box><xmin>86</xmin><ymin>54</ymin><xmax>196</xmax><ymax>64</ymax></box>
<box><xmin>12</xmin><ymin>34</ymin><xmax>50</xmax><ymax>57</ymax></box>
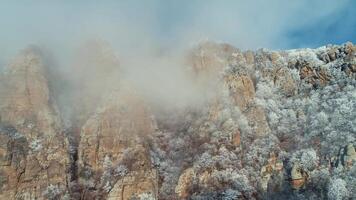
<box><xmin>223</xmin><ymin>72</ymin><xmax>270</xmax><ymax>137</ymax></box>
<box><xmin>343</xmin><ymin>144</ymin><xmax>356</xmax><ymax>168</ymax></box>
<box><xmin>290</xmin><ymin>163</ymin><xmax>307</xmax><ymax>190</ymax></box>
<box><xmin>175</xmin><ymin>168</ymin><xmax>196</xmax><ymax>199</ymax></box>
<box><xmin>225</xmin><ymin>74</ymin><xmax>255</xmax><ymax>110</ymax></box>
<box><xmin>107</xmin><ymin>167</ymin><xmax>158</xmax><ymax>200</ymax></box>
<box><xmin>0</xmin><ymin>42</ymin><xmax>355</xmax><ymax>199</ymax></box>
<box><xmin>0</xmin><ymin>48</ymin><xmax>61</xmax><ymax>135</ymax></box>
<box><xmin>188</xmin><ymin>42</ymin><xmax>236</xmax><ymax>79</ymax></box>
<box><xmin>78</xmin><ymin>82</ymin><xmax>158</xmax><ymax>199</ymax></box>
<box><xmin>260</xmin><ymin>152</ymin><xmax>284</xmax><ymax>192</ymax></box>
<box><xmin>188</xmin><ymin>42</ymin><xmax>271</xmax><ymax>137</ymax></box>
<box><xmin>0</xmin><ymin>48</ymin><xmax>69</xmax><ymax>199</ymax></box>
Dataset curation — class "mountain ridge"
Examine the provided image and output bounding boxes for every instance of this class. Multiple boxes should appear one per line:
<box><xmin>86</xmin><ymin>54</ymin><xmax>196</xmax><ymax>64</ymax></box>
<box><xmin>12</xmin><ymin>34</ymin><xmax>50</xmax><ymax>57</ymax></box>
<box><xmin>0</xmin><ymin>41</ymin><xmax>355</xmax><ymax>199</ymax></box>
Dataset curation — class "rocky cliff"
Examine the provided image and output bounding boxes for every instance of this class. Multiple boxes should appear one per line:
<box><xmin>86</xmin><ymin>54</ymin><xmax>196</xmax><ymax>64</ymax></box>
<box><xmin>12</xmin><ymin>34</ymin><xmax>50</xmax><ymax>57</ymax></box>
<box><xmin>0</xmin><ymin>47</ymin><xmax>69</xmax><ymax>199</ymax></box>
<box><xmin>0</xmin><ymin>41</ymin><xmax>355</xmax><ymax>200</ymax></box>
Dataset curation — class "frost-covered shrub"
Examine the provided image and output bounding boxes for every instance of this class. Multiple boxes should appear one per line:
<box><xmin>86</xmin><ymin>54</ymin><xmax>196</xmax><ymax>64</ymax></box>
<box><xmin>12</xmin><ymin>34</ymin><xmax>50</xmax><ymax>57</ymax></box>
<box><xmin>301</xmin><ymin>149</ymin><xmax>319</xmax><ymax>170</ymax></box>
<box><xmin>145</xmin><ymin>43</ymin><xmax>355</xmax><ymax>199</ymax></box>
<box><xmin>244</xmin><ymin>135</ymin><xmax>280</xmax><ymax>168</ymax></box>
<box><xmin>137</xmin><ymin>192</ymin><xmax>156</xmax><ymax>200</ymax></box>
<box><xmin>194</xmin><ymin>152</ymin><xmax>214</xmax><ymax>171</ymax></box>
<box><xmin>115</xmin><ymin>165</ymin><xmax>128</xmax><ymax>177</ymax></box>
<box><xmin>43</xmin><ymin>184</ymin><xmax>62</xmax><ymax>200</ymax></box>
<box><xmin>221</xmin><ymin>189</ymin><xmax>241</xmax><ymax>200</ymax></box>
<box><xmin>210</xmin><ymin>168</ymin><xmax>255</xmax><ymax>198</ymax></box>
<box><xmin>29</xmin><ymin>138</ymin><xmax>42</xmax><ymax>151</ymax></box>
<box><xmin>328</xmin><ymin>178</ymin><xmax>349</xmax><ymax>200</ymax></box>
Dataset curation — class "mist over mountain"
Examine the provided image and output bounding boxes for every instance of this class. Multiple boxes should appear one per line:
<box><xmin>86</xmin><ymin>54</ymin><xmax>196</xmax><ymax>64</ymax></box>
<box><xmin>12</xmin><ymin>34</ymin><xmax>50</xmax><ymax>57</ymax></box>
<box><xmin>0</xmin><ymin>1</ymin><xmax>355</xmax><ymax>200</ymax></box>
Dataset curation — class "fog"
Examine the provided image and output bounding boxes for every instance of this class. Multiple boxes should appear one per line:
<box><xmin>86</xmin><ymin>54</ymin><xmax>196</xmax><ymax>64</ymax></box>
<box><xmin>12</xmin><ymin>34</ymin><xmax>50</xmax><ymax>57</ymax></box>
<box><xmin>0</xmin><ymin>0</ymin><xmax>353</xmax><ymax>121</ymax></box>
<box><xmin>0</xmin><ymin>0</ymin><xmax>351</xmax><ymax>59</ymax></box>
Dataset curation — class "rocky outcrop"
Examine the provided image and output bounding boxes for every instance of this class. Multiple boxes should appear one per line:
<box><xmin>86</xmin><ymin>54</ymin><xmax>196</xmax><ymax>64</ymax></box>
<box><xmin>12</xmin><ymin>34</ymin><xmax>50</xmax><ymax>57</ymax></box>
<box><xmin>343</xmin><ymin>144</ymin><xmax>356</xmax><ymax>169</ymax></box>
<box><xmin>0</xmin><ymin>41</ymin><xmax>354</xmax><ymax>199</ymax></box>
<box><xmin>0</xmin><ymin>47</ymin><xmax>61</xmax><ymax>135</ymax></box>
<box><xmin>259</xmin><ymin>152</ymin><xmax>284</xmax><ymax>192</ymax></box>
<box><xmin>188</xmin><ymin>42</ymin><xmax>236</xmax><ymax>81</ymax></box>
<box><xmin>78</xmin><ymin>82</ymin><xmax>158</xmax><ymax>199</ymax></box>
<box><xmin>290</xmin><ymin>163</ymin><xmax>308</xmax><ymax>190</ymax></box>
<box><xmin>175</xmin><ymin>168</ymin><xmax>196</xmax><ymax>199</ymax></box>
<box><xmin>0</xmin><ymin>47</ymin><xmax>69</xmax><ymax>199</ymax></box>
<box><xmin>188</xmin><ymin>42</ymin><xmax>271</xmax><ymax>137</ymax></box>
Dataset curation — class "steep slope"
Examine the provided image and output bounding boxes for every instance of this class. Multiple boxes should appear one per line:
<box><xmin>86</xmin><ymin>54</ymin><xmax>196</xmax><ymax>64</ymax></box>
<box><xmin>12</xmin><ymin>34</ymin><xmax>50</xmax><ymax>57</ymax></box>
<box><xmin>149</xmin><ymin>42</ymin><xmax>356</xmax><ymax>199</ymax></box>
<box><xmin>0</xmin><ymin>47</ymin><xmax>69</xmax><ymax>199</ymax></box>
<box><xmin>77</xmin><ymin>82</ymin><xmax>158</xmax><ymax>199</ymax></box>
<box><xmin>0</xmin><ymin>42</ymin><xmax>354</xmax><ymax>200</ymax></box>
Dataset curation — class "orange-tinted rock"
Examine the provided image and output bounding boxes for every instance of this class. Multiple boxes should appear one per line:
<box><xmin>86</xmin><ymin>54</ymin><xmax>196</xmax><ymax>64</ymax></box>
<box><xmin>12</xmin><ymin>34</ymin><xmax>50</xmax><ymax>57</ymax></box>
<box><xmin>175</xmin><ymin>168</ymin><xmax>196</xmax><ymax>199</ymax></box>
<box><xmin>78</xmin><ymin>82</ymin><xmax>158</xmax><ymax>199</ymax></box>
<box><xmin>244</xmin><ymin>106</ymin><xmax>271</xmax><ymax>137</ymax></box>
<box><xmin>298</xmin><ymin>61</ymin><xmax>330</xmax><ymax>87</ymax></box>
<box><xmin>343</xmin><ymin>144</ymin><xmax>356</xmax><ymax>169</ymax></box>
<box><xmin>187</xmin><ymin>41</ymin><xmax>236</xmax><ymax>85</ymax></box>
<box><xmin>260</xmin><ymin>152</ymin><xmax>284</xmax><ymax>192</ymax></box>
<box><xmin>291</xmin><ymin>179</ymin><xmax>305</xmax><ymax>190</ymax></box>
<box><xmin>232</xmin><ymin>130</ymin><xmax>241</xmax><ymax>146</ymax></box>
<box><xmin>225</xmin><ymin>74</ymin><xmax>255</xmax><ymax>111</ymax></box>
<box><xmin>300</xmin><ymin>65</ymin><xmax>314</xmax><ymax>80</ymax></box>
<box><xmin>187</xmin><ymin>42</ymin><xmax>271</xmax><ymax>138</ymax></box>
<box><xmin>107</xmin><ymin>155</ymin><xmax>158</xmax><ymax>200</ymax></box>
<box><xmin>0</xmin><ymin>47</ymin><xmax>69</xmax><ymax>199</ymax></box>
<box><xmin>290</xmin><ymin>163</ymin><xmax>307</xmax><ymax>190</ymax></box>
<box><xmin>261</xmin><ymin>66</ymin><xmax>297</xmax><ymax>96</ymax></box>
<box><xmin>244</xmin><ymin>51</ymin><xmax>255</xmax><ymax>65</ymax></box>
<box><xmin>269</xmin><ymin>52</ymin><xmax>281</xmax><ymax>64</ymax></box>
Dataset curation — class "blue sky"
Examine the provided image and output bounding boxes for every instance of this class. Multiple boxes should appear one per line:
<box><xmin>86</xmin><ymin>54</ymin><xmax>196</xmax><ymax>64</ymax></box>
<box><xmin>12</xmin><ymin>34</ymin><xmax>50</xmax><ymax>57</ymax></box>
<box><xmin>286</xmin><ymin>1</ymin><xmax>356</xmax><ymax>48</ymax></box>
<box><xmin>0</xmin><ymin>0</ymin><xmax>355</xmax><ymax>63</ymax></box>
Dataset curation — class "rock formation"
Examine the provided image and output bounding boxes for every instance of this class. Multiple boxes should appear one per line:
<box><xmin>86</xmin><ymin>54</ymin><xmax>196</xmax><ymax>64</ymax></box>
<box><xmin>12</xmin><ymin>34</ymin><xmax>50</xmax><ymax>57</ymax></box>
<box><xmin>78</xmin><ymin>82</ymin><xmax>158</xmax><ymax>199</ymax></box>
<box><xmin>0</xmin><ymin>47</ymin><xmax>69</xmax><ymax>199</ymax></box>
<box><xmin>343</xmin><ymin>144</ymin><xmax>356</xmax><ymax>169</ymax></box>
<box><xmin>0</xmin><ymin>41</ymin><xmax>355</xmax><ymax>199</ymax></box>
<box><xmin>290</xmin><ymin>163</ymin><xmax>308</xmax><ymax>190</ymax></box>
<box><xmin>260</xmin><ymin>152</ymin><xmax>284</xmax><ymax>192</ymax></box>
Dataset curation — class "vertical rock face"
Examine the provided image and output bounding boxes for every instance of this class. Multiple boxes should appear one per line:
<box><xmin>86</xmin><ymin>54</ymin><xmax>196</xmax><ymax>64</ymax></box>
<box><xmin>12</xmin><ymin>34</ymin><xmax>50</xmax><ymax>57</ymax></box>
<box><xmin>224</xmin><ymin>72</ymin><xmax>270</xmax><ymax>137</ymax></box>
<box><xmin>188</xmin><ymin>42</ymin><xmax>271</xmax><ymax>137</ymax></box>
<box><xmin>0</xmin><ymin>48</ymin><xmax>61</xmax><ymax>135</ymax></box>
<box><xmin>0</xmin><ymin>48</ymin><xmax>69</xmax><ymax>199</ymax></box>
<box><xmin>343</xmin><ymin>144</ymin><xmax>356</xmax><ymax>168</ymax></box>
<box><xmin>260</xmin><ymin>152</ymin><xmax>284</xmax><ymax>192</ymax></box>
<box><xmin>0</xmin><ymin>41</ymin><xmax>355</xmax><ymax>199</ymax></box>
<box><xmin>159</xmin><ymin>42</ymin><xmax>355</xmax><ymax>200</ymax></box>
<box><xmin>188</xmin><ymin>42</ymin><xmax>236</xmax><ymax>81</ymax></box>
<box><xmin>290</xmin><ymin>163</ymin><xmax>307</xmax><ymax>190</ymax></box>
<box><xmin>175</xmin><ymin>167</ymin><xmax>196</xmax><ymax>199</ymax></box>
<box><xmin>78</xmin><ymin>82</ymin><xmax>158</xmax><ymax>199</ymax></box>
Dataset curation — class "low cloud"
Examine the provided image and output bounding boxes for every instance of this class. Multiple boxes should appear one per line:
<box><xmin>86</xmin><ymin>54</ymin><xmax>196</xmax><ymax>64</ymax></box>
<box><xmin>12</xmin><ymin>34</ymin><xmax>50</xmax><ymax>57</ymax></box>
<box><xmin>0</xmin><ymin>0</ymin><xmax>352</xmax><ymax>121</ymax></box>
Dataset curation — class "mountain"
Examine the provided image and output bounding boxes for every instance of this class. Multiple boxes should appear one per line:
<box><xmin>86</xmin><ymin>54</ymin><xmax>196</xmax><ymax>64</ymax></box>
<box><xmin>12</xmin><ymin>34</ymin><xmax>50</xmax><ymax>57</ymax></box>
<box><xmin>0</xmin><ymin>47</ymin><xmax>69</xmax><ymax>199</ymax></box>
<box><xmin>0</xmin><ymin>41</ymin><xmax>355</xmax><ymax>200</ymax></box>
